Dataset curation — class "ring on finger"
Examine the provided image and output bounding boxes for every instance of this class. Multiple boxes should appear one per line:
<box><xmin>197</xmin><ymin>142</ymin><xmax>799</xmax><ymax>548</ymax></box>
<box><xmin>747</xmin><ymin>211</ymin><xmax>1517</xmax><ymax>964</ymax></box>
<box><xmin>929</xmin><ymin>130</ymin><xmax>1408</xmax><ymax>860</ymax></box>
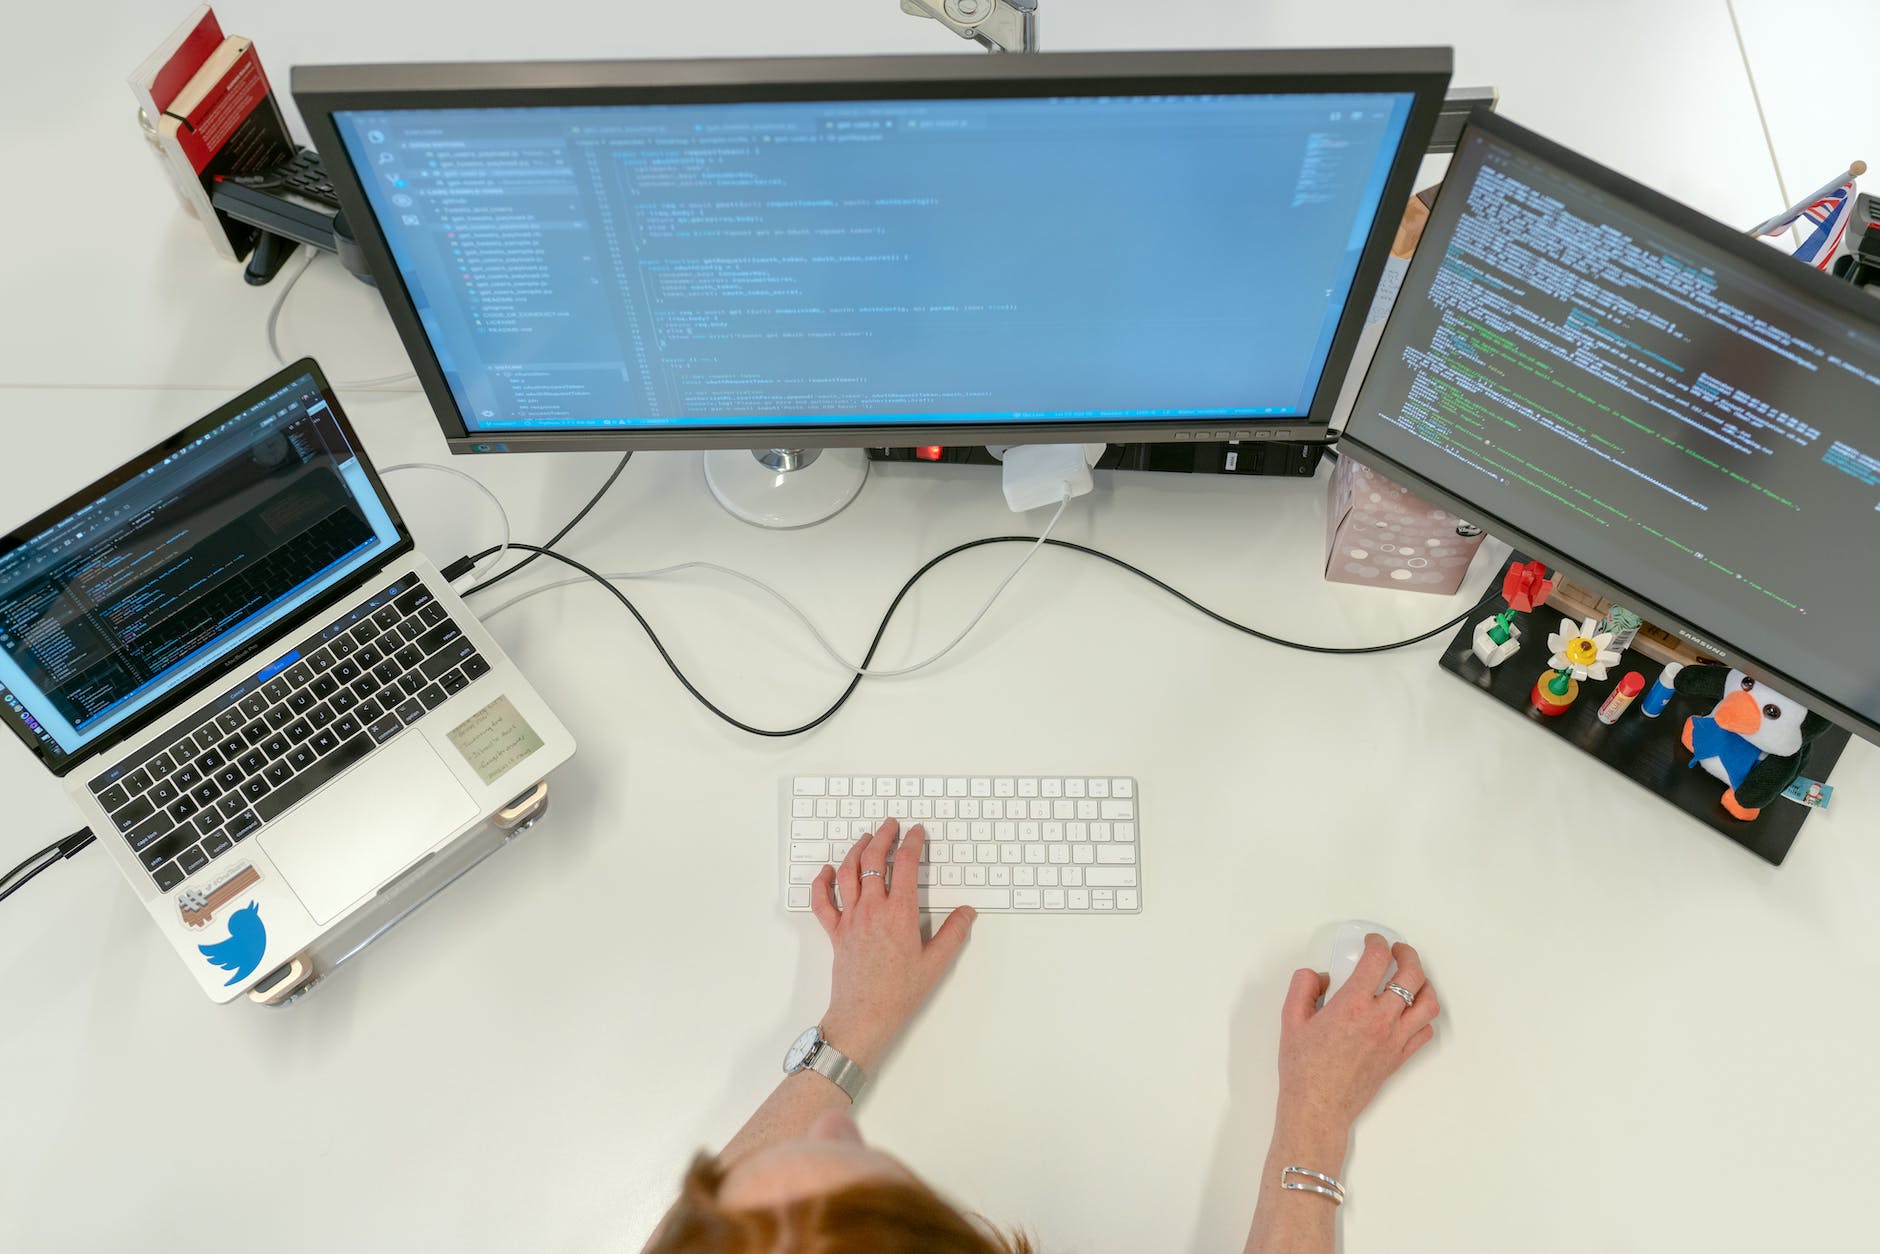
<box><xmin>1383</xmin><ymin>982</ymin><xmax>1416</xmax><ymax>1009</ymax></box>
<box><xmin>859</xmin><ymin>869</ymin><xmax>885</xmax><ymax>885</ymax></box>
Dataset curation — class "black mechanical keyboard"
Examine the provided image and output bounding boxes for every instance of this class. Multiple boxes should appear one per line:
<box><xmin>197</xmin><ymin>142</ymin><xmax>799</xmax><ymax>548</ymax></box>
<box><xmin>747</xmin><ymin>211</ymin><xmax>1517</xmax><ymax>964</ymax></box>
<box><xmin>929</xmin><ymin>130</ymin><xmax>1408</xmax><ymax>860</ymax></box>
<box><xmin>87</xmin><ymin>575</ymin><xmax>490</xmax><ymax>894</ymax></box>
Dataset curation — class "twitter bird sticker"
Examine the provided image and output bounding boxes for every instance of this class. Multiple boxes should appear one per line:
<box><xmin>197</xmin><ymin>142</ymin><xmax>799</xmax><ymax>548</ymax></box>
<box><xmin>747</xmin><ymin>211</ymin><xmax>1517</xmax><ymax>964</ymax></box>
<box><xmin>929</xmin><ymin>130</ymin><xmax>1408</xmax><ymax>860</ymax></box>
<box><xmin>198</xmin><ymin>901</ymin><xmax>267</xmax><ymax>987</ymax></box>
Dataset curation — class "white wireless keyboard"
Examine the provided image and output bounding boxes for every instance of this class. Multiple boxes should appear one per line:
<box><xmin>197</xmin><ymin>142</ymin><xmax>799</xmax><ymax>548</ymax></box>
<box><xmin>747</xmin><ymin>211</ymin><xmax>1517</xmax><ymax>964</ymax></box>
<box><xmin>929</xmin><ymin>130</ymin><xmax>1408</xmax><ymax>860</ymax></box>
<box><xmin>782</xmin><ymin>775</ymin><xmax>1141</xmax><ymax>914</ymax></box>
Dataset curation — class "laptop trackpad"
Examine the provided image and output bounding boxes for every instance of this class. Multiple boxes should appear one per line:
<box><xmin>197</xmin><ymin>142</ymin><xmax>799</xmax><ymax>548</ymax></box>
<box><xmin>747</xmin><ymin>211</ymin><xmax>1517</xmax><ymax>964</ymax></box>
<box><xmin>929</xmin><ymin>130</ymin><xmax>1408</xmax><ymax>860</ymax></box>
<box><xmin>260</xmin><ymin>734</ymin><xmax>479</xmax><ymax>925</ymax></box>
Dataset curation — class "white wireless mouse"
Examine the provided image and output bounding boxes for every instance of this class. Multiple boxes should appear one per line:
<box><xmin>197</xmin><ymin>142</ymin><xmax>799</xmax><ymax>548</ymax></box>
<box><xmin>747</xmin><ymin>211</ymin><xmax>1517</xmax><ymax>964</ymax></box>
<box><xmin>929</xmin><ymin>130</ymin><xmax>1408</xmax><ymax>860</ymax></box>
<box><xmin>1325</xmin><ymin>919</ymin><xmax>1405</xmax><ymax>1002</ymax></box>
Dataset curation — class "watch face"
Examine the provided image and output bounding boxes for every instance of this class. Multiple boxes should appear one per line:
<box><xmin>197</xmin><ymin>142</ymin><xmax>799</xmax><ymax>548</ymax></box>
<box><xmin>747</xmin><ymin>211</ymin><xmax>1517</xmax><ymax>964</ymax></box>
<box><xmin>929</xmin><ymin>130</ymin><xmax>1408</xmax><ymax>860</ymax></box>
<box><xmin>783</xmin><ymin>1027</ymin><xmax>822</xmax><ymax>1072</ymax></box>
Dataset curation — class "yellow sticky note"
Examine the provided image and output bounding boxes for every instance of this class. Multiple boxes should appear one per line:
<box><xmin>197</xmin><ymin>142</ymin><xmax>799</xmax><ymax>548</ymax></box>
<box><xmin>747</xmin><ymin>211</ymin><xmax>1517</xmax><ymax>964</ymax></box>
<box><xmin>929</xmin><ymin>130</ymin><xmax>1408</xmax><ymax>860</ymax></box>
<box><xmin>447</xmin><ymin>695</ymin><xmax>545</xmax><ymax>786</ymax></box>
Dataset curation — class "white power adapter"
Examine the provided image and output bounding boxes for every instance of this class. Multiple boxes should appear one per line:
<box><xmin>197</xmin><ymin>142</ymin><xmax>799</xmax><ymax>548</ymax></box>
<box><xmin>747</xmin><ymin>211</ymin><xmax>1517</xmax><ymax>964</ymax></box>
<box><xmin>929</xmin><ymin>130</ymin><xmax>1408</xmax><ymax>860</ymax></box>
<box><xmin>990</xmin><ymin>443</ymin><xmax>1104</xmax><ymax>512</ymax></box>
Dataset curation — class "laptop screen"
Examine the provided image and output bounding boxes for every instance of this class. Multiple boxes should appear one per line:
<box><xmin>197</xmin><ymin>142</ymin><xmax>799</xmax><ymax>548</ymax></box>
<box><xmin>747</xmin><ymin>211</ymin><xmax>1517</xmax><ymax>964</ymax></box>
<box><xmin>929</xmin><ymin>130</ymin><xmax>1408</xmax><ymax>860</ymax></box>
<box><xmin>0</xmin><ymin>367</ymin><xmax>403</xmax><ymax>772</ymax></box>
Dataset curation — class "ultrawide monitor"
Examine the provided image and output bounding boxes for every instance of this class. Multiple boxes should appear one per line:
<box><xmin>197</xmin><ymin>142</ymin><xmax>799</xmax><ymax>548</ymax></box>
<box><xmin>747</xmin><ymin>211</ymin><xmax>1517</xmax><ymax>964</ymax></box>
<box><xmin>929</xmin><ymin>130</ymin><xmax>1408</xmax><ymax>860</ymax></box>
<box><xmin>1342</xmin><ymin>111</ymin><xmax>1880</xmax><ymax>742</ymax></box>
<box><xmin>294</xmin><ymin>49</ymin><xmax>1450</xmax><ymax>453</ymax></box>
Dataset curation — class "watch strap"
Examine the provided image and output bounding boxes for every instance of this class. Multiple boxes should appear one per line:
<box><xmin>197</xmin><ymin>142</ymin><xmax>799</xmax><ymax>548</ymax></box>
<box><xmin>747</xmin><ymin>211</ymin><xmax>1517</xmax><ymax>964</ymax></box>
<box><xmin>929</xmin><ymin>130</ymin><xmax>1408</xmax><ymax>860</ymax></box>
<box><xmin>807</xmin><ymin>1038</ymin><xmax>867</xmax><ymax>1101</ymax></box>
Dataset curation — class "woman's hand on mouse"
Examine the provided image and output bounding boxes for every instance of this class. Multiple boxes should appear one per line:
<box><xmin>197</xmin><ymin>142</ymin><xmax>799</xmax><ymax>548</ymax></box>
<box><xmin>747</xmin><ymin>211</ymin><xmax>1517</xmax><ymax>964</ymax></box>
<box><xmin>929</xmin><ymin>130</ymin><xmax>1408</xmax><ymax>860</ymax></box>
<box><xmin>808</xmin><ymin>818</ymin><xmax>976</xmax><ymax>1071</ymax></box>
<box><xmin>1275</xmin><ymin>933</ymin><xmax>1440</xmax><ymax>1141</ymax></box>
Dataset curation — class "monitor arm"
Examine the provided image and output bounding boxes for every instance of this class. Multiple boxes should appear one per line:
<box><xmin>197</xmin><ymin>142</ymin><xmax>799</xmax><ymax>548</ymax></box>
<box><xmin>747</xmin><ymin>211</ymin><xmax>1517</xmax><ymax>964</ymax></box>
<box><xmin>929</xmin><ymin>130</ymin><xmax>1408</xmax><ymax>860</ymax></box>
<box><xmin>900</xmin><ymin>0</ymin><xmax>1038</xmax><ymax>52</ymax></box>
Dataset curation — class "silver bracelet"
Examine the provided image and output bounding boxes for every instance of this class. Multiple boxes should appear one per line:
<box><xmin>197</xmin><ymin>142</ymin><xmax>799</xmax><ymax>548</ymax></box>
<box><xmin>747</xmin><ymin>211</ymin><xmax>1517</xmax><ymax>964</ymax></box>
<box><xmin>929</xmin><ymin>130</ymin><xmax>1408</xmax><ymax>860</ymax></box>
<box><xmin>1279</xmin><ymin>1165</ymin><xmax>1346</xmax><ymax>1205</ymax></box>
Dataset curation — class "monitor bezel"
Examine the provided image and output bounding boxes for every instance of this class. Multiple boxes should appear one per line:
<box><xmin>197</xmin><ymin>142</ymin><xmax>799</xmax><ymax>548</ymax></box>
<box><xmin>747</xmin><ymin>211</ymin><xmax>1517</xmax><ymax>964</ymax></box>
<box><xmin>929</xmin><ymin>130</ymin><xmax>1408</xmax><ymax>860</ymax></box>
<box><xmin>0</xmin><ymin>359</ymin><xmax>413</xmax><ymax>776</ymax></box>
<box><xmin>1338</xmin><ymin>109</ymin><xmax>1880</xmax><ymax>745</ymax></box>
<box><xmin>293</xmin><ymin>48</ymin><xmax>1452</xmax><ymax>454</ymax></box>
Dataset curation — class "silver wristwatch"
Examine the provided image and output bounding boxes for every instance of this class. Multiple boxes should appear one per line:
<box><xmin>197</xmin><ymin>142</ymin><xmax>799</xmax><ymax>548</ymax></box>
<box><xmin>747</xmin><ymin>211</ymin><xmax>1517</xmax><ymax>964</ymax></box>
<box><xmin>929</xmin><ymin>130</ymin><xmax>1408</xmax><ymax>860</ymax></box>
<box><xmin>782</xmin><ymin>1026</ymin><xmax>867</xmax><ymax>1101</ymax></box>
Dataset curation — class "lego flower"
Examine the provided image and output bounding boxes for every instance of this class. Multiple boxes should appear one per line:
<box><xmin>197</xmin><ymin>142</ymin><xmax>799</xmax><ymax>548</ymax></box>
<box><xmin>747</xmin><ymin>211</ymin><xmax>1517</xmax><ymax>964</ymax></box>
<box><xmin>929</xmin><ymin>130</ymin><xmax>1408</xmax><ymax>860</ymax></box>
<box><xmin>1547</xmin><ymin>616</ymin><xmax>1621</xmax><ymax>681</ymax></box>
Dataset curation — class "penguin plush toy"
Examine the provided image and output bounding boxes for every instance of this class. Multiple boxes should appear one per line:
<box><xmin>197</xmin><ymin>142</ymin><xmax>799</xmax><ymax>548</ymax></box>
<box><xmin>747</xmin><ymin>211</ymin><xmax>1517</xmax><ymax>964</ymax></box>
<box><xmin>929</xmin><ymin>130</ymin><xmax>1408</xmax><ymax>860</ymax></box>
<box><xmin>1674</xmin><ymin>665</ymin><xmax>1831</xmax><ymax>820</ymax></box>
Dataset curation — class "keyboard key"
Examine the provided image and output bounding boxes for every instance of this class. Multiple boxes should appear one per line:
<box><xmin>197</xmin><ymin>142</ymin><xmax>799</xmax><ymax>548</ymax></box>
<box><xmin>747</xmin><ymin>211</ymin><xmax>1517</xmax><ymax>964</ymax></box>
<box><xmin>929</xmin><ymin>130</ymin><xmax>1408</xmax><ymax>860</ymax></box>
<box><xmin>168</xmin><ymin>796</ymin><xmax>200</xmax><ymax>824</ymax></box>
<box><xmin>265</xmin><ymin>761</ymin><xmax>294</xmax><ymax>787</ymax></box>
<box><xmin>395</xmin><ymin>644</ymin><xmax>425</xmax><ymax>671</ymax></box>
<box><xmin>394</xmin><ymin>586</ymin><xmax>435</xmax><ymax>616</ymax></box>
<box><xmin>330</xmin><ymin>635</ymin><xmax>357</xmax><ymax>659</ymax></box>
<box><xmin>266</xmin><ymin>706</ymin><xmax>296</xmax><ymax>730</ymax></box>
<box><xmin>418</xmin><ymin>602</ymin><xmax>449</xmax><ymax>626</ymax></box>
<box><xmin>372</xmin><ymin>659</ymin><xmax>402</xmax><ymax>686</ymax></box>
<box><xmin>217</xmin><ymin>792</ymin><xmax>247</xmax><ymax>820</ymax></box>
<box><xmin>368</xmin><ymin>714</ymin><xmax>403</xmax><ymax>743</ymax></box>
<box><xmin>372</xmin><ymin>604</ymin><xmax>402</xmax><ymax>631</ymax></box>
<box><xmin>357</xmin><ymin>699</ymin><xmax>385</xmax><ymax>724</ymax></box>
<box><xmin>124</xmin><ymin>769</ymin><xmax>153</xmax><ymax>796</ymax></box>
<box><xmin>333</xmin><ymin>660</ymin><xmax>361</xmax><ymax>686</ymax></box>
<box><xmin>353</xmin><ymin>619</ymin><xmax>381</xmax><ymax>645</ymax></box>
<box><xmin>334</xmin><ymin>714</ymin><xmax>363</xmax><ymax>739</ymax></box>
<box><xmin>191</xmin><ymin>780</ymin><xmax>222</xmax><ymax>806</ymax></box>
<box><xmin>398</xmin><ymin>674</ymin><xmax>425</xmax><ymax>698</ymax></box>
<box><xmin>216</xmin><ymin>709</ymin><xmax>245</xmax><ymax>735</ymax></box>
<box><xmin>195</xmin><ymin>749</ymin><xmax>225</xmax><ymax>774</ymax></box>
<box><xmin>239</xmin><ymin>693</ymin><xmax>270</xmax><ymax>720</ymax></box>
<box><xmin>123</xmin><ymin>808</ymin><xmax>175</xmax><ymax>854</ymax></box>
<box><xmin>1084</xmin><ymin>867</ymin><xmax>1138</xmax><ymax>886</ymax></box>
<box><xmin>202</xmin><ymin>829</ymin><xmax>234</xmax><ymax>860</ymax></box>
<box><xmin>413</xmin><ymin>621</ymin><xmax>463</xmax><ymax>657</ymax></box>
<box><xmin>915</xmin><ymin>887</ymin><xmax>1013</xmax><ymax>911</ymax></box>
<box><xmin>241</xmin><ymin>721</ymin><xmax>270</xmax><ymax>746</ymax></box>
<box><xmin>176</xmin><ymin>844</ymin><xmax>209</xmax><ymax>876</ymax></box>
<box><xmin>262</xmin><ymin>678</ymin><xmax>292</xmax><ymax>704</ymax></box>
<box><xmin>96</xmin><ymin>782</ymin><xmax>129</xmax><ymax>812</ymax></box>
<box><xmin>215</xmin><ymin>765</ymin><xmax>244</xmax><ymax>790</ymax></box>
<box><xmin>136</xmin><ymin>827</ymin><xmax>196</xmax><ymax>872</ymax></box>
<box><xmin>310</xmin><ymin>674</ymin><xmax>338</xmax><ymax>699</ymax></box>
<box><xmin>1096</xmin><ymin>846</ymin><xmax>1136</xmax><ymax>865</ymax></box>
<box><xmin>196</xmin><ymin>811</ymin><xmax>224</xmax><ymax>838</ymax></box>
<box><xmin>254</xmin><ymin>733</ymin><xmax>373</xmax><ymax>823</ymax></box>
<box><xmin>146</xmin><ymin>752</ymin><xmax>175</xmax><ymax>779</ymax></box>
<box><xmin>439</xmin><ymin>668</ymin><xmax>469</xmax><ymax>695</ymax></box>
<box><xmin>311</xmin><ymin>729</ymin><xmax>339</xmax><ymax>756</ymax></box>
<box><xmin>395</xmin><ymin>699</ymin><xmax>425</xmax><ymax>725</ymax></box>
<box><xmin>286</xmin><ymin>720</ymin><xmax>314</xmax><ymax>744</ymax></box>
<box><xmin>288</xmin><ymin>689</ymin><xmax>315</xmax><ymax>713</ymax></box>
<box><xmin>227</xmin><ymin>811</ymin><xmax>261</xmax><ymax>842</ymax></box>
<box><xmin>152</xmin><ymin>861</ymin><xmax>187</xmax><ymax>893</ymax></box>
<box><xmin>284</xmin><ymin>663</ymin><xmax>313</xmax><ymax>688</ymax></box>
<box><xmin>330</xmin><ymin>688</ymin><xmax>359</xmax><ymax>714</ymax></box>
<box><xmin>288</xmin><ymin>744</ymin><xmax>317</xmax><ymax>771</ymax></box>
<box><xmin>307</xmin><ymin>648</ymin><xmax>334</xmax><ymax>674</ymax></box>
<box><xmin>420</xmin><ymin>638</ymin><xmax>477</xmax><ymax>680</ymax></box>
<box><xmin>308</xmin><ymin>704</ymin><xmax>335</xmax><ymax>729</ymax></box>
<box><xmin>1116</xmin><ymin>889</ymin><xmax>1140</xmax><ymax>911</ymax></box>
<box><xmin>353</xmin><ymin>674</ymin><xmax>383</xmax><ymax>701</ymax></box>
<box><xmin>150</xmin><ymin>779</ymin><xmax>180</xmax><ymax>807</ymax></box>
<box><xmin>243</xmin><ymin>776</ymin><xmax>272</xmax><ymax>802</ymax></box>
<box><xmin>111</xmin><ymin>795</ymin><xmax>155</xmax><ymax>832</ymax></box>
<box><xmin>239</xmin><ymin>750</ymin><xmax>267</xmax><ymax>774</ymax></box>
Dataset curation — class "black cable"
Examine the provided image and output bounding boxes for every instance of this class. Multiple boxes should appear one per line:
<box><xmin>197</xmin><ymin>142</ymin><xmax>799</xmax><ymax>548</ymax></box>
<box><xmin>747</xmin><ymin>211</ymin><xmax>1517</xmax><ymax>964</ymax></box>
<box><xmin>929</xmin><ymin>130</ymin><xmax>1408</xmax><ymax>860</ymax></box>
<box><xmin>468</xmin><ymin>452</ymin><xmax>633</xmax><ymax>595</ymax></box>
<box><xmin>462</xmin><ymin>538</ymin><xmax>1502</xmax><ymax>738</ymax></box>
<box><xmin>0</xmin><ymin>828</ymin><xmax>93</xmax><ymax>906</ymax></box>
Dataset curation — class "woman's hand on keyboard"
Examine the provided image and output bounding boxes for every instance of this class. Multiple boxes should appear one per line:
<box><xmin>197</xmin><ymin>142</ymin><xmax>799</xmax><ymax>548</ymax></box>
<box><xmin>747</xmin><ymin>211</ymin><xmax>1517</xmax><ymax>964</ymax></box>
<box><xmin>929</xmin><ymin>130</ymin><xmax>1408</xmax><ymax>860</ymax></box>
<box><xmin>809</xmin><ymin>817</ymin><xmax>977</xmax><ymax>1071</ymax></box>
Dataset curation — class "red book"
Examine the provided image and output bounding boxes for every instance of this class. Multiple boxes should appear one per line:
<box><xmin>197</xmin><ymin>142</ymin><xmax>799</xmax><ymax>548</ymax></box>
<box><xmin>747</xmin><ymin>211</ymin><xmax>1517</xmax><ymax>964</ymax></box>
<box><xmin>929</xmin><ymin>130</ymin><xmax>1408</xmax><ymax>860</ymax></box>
<box><xmin>154</xmin><ymin>35</ymin><xmax>295</xmax><ymax>259</ymax></box>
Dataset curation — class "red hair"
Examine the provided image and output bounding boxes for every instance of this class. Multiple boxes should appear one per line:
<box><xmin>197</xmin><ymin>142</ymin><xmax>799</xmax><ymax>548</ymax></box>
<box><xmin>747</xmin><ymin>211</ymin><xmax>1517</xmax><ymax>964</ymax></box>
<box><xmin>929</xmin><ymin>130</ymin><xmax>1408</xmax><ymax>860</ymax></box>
<box><xmin>645</xmin><ymin>1154</ymin><xmax>1034</xmax><ymax>1254</ymax></box>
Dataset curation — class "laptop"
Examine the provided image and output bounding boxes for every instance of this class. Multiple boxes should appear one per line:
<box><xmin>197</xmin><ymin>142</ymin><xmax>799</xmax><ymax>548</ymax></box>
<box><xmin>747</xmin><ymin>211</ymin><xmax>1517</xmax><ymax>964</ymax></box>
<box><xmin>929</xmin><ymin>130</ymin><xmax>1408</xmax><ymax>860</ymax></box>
<box><xmin>0</xmin><ymin>359</ymin><xmax>574</xmax><ymax>1002</ymax></box>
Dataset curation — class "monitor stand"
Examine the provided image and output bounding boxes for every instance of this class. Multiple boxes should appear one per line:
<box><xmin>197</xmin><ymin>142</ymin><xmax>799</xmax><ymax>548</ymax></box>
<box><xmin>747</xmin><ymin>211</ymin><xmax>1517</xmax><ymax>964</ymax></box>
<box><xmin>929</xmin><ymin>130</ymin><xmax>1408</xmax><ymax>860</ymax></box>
<box><xmin>703</xmin><ymin>448</ymin><xmax>869</xmax><ymax>529</ymax></box>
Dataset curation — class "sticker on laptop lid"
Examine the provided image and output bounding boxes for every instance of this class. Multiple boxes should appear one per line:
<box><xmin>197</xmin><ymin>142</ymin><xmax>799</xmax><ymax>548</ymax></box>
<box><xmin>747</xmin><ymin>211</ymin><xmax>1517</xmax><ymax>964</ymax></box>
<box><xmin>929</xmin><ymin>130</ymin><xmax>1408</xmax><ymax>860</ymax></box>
<box><xmin>198</xmin><ymin>900</ymin><xmax>268</xmax><ymax>988</ymax></box>
<box><xmin>447</xmin><ymin>695</ymin><xmax>545</xmax><ymax>786</ymax></box>
<box><xmin>178</xmin><ymin>863</ymin><xmax>262</xmax><ymax>930</ymax></box>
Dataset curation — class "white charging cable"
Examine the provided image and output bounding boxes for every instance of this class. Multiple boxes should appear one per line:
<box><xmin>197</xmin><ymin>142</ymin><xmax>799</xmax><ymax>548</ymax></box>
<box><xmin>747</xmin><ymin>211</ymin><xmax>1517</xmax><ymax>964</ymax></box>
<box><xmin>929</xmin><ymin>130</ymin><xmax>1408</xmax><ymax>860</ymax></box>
<box><xmin>379</xmin><ymin>462</ymin><xmax>511</xmax><ymax>581</ymax></box>
<box><xmin>474</xmin><ymin>490</ymin><xmax>1074</xmax><ymax>678</ymax></box>
<box><xmin>265</xmin><ymin>248</ymin><xmax>418</xmax><ymax>390</ymax></box>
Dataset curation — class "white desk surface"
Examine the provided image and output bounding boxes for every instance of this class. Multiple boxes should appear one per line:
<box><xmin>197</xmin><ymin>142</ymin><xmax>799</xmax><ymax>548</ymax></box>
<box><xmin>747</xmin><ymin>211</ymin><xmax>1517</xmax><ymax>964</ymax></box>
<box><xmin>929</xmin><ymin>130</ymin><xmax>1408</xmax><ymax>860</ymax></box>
<box><xmin>5</xmin><ymin>4</ymin><xmax>1879</xmax><ymax>1252</ymax></box>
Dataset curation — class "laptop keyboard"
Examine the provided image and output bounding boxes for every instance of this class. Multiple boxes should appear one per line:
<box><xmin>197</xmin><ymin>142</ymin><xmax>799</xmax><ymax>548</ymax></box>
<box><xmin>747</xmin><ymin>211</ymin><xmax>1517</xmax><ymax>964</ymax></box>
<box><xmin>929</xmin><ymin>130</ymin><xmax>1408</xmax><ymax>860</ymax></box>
<box><xmin>87</xmin><ymin>575</ymin><xmax>490</xmax><ymax>895</ymax></box>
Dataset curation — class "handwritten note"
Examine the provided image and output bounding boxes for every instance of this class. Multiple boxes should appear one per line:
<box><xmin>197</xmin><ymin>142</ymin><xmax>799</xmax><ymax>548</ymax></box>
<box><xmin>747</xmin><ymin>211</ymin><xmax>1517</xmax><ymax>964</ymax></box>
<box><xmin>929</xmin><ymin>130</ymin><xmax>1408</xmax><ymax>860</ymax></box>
<box><xmin>448</xmin><ymin>696</ymin><xmax>545</xmax><ymax>786</ymax></box>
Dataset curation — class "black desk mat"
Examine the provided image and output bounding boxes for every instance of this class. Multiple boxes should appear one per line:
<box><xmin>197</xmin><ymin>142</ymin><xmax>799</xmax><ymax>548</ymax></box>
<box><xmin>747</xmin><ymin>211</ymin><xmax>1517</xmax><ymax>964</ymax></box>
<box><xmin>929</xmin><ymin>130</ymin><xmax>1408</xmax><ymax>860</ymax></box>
<box><xmin>1435</xmin><ymin>608</ymin><xmax>1849</xmax><ymax>866</ymax></box>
